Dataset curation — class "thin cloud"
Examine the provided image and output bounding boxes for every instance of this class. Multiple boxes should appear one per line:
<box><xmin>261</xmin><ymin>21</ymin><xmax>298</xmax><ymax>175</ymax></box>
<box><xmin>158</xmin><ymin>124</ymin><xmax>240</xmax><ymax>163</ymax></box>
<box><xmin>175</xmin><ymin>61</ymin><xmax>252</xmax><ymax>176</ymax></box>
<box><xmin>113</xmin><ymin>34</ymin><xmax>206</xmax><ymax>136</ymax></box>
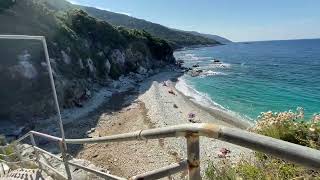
<box><xmin>66</xmin><ymin>0</ymin><xmax>131</xmax><ymax>16</ymax></box>
<box><xmin>115</xmin><ymin>12</ymin><xmax>131</xmax><ymax>16</ymax></box>
<box><xmin>67</xmin><ymin>0</ymin><xmax>81</xmax><ymax>5</ymax></box>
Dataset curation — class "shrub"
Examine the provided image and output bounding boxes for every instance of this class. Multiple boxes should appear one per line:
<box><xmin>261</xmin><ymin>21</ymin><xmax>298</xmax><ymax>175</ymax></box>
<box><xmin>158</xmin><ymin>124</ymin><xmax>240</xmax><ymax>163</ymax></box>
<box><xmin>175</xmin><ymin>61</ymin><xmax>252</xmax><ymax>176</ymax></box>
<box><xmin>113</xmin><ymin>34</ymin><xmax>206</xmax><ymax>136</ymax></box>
<box><xmin>205</xmin><ymin>108</ymin><xmax>320</xmax><ymax>180</ymax></box>
<box><xmin>0</xmin><ymin>0</ymin><xmax>15</xmax><ymax>11</ymax></box>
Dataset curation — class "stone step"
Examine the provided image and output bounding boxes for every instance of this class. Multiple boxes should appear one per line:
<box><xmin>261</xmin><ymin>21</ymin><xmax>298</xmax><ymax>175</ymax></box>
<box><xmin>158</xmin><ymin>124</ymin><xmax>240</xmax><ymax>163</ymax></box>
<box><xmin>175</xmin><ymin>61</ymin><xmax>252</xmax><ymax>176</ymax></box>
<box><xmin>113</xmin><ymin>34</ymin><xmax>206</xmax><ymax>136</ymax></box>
<box><xmin>0</xmin><ymin>168</ymin><xmax>53</xmax><ymax>180</ymax></box>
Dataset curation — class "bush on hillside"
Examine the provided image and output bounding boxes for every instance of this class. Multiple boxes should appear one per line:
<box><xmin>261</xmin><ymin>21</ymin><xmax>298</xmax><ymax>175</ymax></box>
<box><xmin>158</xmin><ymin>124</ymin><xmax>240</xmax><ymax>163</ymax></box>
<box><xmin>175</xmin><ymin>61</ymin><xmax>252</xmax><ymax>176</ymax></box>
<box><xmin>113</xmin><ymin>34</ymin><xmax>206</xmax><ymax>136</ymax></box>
<box><xmin>0</xmin><ymin>0</ymin><xmax>15</xmax><ymax>12</ymax></box>
<box><xmin>205</xmin><ymin>108</ymin><xmax>320</xmax><ymax>180</ymax></box>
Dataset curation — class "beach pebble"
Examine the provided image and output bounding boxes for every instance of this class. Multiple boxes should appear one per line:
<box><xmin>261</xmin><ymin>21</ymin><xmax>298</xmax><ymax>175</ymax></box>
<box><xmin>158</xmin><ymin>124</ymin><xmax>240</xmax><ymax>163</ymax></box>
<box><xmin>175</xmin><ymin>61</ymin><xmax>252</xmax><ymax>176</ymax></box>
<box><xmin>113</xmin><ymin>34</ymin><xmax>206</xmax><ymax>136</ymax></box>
<box><xmin>168</xmin><ymin>89</ymin><xmax>176</xmax><ymax>95</ymax></box>
<box><xmin>188</xmin><ymin>112</ymin><xmax>196</xmax><ymax>119</ymax></box>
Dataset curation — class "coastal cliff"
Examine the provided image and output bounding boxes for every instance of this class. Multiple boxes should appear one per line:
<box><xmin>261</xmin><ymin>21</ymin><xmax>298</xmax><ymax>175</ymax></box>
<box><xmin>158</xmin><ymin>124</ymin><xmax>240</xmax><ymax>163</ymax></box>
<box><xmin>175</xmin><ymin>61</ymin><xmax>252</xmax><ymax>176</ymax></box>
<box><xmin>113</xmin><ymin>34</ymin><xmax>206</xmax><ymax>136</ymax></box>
<box><xmin>0</xmin><ymin>0</ymin><xmax>175</xmax><ymax>124</ymax></box>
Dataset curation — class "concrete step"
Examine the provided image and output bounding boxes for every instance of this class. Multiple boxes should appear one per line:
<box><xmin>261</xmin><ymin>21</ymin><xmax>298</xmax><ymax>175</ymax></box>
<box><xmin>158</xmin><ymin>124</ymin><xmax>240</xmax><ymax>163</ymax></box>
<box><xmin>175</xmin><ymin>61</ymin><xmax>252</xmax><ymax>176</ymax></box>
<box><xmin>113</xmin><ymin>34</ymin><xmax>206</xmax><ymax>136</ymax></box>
<box><xmin>0</xmin><ymin>168</ymin><xmax>53</xmax><ymax>180</ymax></box>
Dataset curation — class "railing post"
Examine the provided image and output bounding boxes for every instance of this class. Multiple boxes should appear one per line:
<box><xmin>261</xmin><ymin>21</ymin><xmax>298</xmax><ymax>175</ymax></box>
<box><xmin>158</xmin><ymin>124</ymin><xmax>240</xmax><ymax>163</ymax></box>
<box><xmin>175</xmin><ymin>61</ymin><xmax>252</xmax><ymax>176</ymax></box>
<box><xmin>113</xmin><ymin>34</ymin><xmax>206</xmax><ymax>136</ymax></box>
<box><xmin>0</xmin><ymin>146</ymin><xmax>6</xmax><ymax>176</ymax></box>
<box><xmin>0</xmin><ymin>161</ymin><xmax>5</xmax><ymax>176</ymax></box>
<box><xmin>186</xmin><ymin>134</ymin><xmax>201</xmax><ymax>180</ymax></box>
<box><xmin>12</xmin><ymin>143</ymin><xmax>23</xmax><ymax>162</ymax></box>
<box><xmin>30</xmin><ymin>134</ymin><xmax>42</xmax><ymax>170</ymax></box>
<box><xmin>0</xmin><ymin>147</ymin><xmax>8</xmax><ymax>162</ymax></box>
<box><xmin>59</xmin><ymin>141</ymin><xmax>72</xmax><ymax>180</ymax></box>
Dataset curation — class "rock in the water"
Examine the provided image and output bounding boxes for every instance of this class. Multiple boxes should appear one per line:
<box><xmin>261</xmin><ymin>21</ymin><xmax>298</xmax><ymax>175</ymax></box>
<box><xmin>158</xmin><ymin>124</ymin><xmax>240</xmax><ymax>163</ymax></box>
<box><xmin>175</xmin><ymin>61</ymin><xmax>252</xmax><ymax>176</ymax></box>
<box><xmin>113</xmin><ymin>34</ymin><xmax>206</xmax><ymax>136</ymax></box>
<box><xmin>188</xmin><ymin>69</ymin><xmax>203</xmax><ymax>77</ymax></box>
<box><xmin>192</xmin><ymin>64</ymin><xmax>199</xmax><ymax>68</ymax></box>
<box><xmin>212</xmin><ymin>59</ymin><xmax>221</xmax><ymax>64</ymax></box>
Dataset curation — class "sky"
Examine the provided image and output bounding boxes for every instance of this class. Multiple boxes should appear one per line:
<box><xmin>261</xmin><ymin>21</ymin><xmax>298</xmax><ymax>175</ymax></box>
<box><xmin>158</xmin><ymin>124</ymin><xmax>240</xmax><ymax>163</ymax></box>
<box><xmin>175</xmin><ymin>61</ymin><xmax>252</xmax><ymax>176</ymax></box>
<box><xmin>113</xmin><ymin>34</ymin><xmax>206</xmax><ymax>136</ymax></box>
<box><xmin>67</xmin><ymin>0</ymin><xmax>320</xmax><ymax>42</ymax></box>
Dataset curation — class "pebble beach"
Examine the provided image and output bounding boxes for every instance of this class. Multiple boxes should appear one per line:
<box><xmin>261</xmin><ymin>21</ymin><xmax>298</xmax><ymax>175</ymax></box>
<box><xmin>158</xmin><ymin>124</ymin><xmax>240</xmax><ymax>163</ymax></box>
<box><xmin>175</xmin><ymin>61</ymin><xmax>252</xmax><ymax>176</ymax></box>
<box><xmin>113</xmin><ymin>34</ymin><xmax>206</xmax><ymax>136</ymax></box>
<box><xmin>75</xmin><ymin>68</ymin><xmax>253</xmax><ymax>178</ymax></box>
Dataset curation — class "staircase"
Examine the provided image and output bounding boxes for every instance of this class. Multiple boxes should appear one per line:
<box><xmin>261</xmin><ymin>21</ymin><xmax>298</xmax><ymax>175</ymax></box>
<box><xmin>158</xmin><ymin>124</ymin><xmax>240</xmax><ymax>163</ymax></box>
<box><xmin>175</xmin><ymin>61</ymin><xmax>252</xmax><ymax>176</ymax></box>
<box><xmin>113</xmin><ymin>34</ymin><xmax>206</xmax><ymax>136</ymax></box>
<box><xmin>1</xmin><ymin>168</ymin><xmax>52</xmax><ymax>180</ymax></box>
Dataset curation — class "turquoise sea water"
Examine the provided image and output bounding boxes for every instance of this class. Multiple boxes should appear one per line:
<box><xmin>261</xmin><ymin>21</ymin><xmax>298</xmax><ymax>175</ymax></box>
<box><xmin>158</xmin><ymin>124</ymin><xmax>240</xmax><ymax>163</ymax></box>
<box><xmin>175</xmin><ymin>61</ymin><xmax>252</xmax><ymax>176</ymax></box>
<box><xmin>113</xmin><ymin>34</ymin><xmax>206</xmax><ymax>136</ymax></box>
<box><xmin>174</xmin><ymin>39</ymin><xmax>320</xmax><ymax>122</ymax></box>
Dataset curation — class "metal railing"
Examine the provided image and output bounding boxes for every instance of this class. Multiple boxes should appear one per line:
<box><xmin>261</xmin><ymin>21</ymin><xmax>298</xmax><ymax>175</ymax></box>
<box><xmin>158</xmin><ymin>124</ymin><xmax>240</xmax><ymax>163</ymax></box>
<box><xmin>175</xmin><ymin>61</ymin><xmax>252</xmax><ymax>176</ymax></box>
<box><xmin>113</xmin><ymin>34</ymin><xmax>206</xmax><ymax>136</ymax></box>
<box><xmin>1</xmin><ymin>123</ymin><xmax>320</xmax><ymax>180</ymax></box>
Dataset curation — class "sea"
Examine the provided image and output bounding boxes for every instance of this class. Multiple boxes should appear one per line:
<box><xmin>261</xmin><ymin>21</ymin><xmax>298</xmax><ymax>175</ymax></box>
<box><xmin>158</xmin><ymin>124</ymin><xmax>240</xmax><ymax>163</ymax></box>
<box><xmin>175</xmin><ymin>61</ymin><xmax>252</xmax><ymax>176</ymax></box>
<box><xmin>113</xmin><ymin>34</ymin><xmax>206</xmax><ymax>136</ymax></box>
<box><xmin>174</xmin><ymin>39</ymin><xmax>320</xmax><ymax>123</ymax></box>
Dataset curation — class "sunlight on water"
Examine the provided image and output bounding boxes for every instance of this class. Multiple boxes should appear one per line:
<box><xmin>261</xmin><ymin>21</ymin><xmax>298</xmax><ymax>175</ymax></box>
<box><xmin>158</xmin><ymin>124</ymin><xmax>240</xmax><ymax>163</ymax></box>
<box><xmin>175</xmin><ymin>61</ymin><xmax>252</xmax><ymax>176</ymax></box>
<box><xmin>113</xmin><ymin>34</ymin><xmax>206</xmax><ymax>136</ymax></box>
<box><xmin>174</xmin><ymin>39</ymin><xmax>320</xmax><ymax>121</ymax></box>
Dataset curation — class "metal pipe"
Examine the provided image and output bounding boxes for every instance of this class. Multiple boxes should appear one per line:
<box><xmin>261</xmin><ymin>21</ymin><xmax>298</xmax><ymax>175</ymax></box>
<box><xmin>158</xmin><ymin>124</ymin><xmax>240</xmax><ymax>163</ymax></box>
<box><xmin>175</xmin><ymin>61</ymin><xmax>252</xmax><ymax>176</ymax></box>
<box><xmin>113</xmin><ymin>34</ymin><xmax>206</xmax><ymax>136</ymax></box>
<box><xmin>65</xmin><ymin>124</ymin><xmax>207</xmax><ymax>144</ymax></box>
<box><xmin>34</xmin><ymin>146</ymin><xmax>61</xmax><ymax>160</ymax></box>
<box><xmin>41</xmin><ymin>37</ymin><xmax>68</xmax><ymax>150</ymax></box>
<box><xmin>39</xmin><ymin>160</ymin><xmax>68</xmax><ymax>180</ymax></box>
<box><xmin>0</xmin><ymin>34</ymin><xmax>67</xmax><ymax>149</ymax></box>
<box><xmin>0</xmin><ymin>162</ymin><xmax>5</xmax><ymax>176</ymax></box>
<box><xmin>131</xmin><ymin>160</ymin><xmax>188</xmax><ymax>180</ymax></box>
<box><xmin>187</xmin><ymin>135</ymin><xmax>201</xmax><ymax>180</ymax></box>
<box><xmin>0</xmin><ymin>35</ymin><xmax>43</xmax><ymax>40</ymax></box>
<box><xmin>30</xmin><ymin>134</ymin><xmax>42</xmax><ymax>170</ymax></box>
<box><xmin>34</xmin><ymin>146</ymin><xmax>125</xmax><ymax>180</ymax></box>
<box><xmin>67</xmin><ymin>161</ymin><xmax>126</xmax><ymax>180</ymax></box>
<box><xmin>58</xmin><ymin>142</ymin><xmax>72</xmax><ymax>180</ymax></box>
<box><xmin>12</xmin><ymin>143</ymin><xmax>23</xmax><ymax>163</ymax></box>
<box><xmin>14</xmin><ymin>132</ymin><xmax>31</xmax><ymax>144</ymax></box>
<box><xmin>218</xmin><ymin>127</ymin><xmax>320</xmax><ymax>169</ymax></box>
<box><xmin>65</xmin><ymin>123</ymin><xmax>320</xmax><ymax>169</ymax></box>
<box><xmin>30</xmin><ymin>131</ymin><xmax>62</xmax><ymax>142</ymax></box>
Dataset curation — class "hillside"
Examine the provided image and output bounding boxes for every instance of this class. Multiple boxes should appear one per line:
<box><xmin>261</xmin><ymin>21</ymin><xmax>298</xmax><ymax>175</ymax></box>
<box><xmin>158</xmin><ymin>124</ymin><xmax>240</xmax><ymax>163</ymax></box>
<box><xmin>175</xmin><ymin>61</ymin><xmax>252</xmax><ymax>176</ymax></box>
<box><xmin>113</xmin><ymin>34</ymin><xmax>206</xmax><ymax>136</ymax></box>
<box><xmin>31</xmin><ymin>0</ymin><xmax>223</xmax><ymax>48</ymax></box>
<box><xmin>0</xmin><ymin>0</ymin><xmax>175</xmax><ymax>123</ymax></box>
<box><xmin>78</xmin><ymin>6</ymin><xmax>222</xmax><ymax>48</ymax></box>
<box><xmin>187</xmin><ymin>31</ymin><xmax>232</xmax><ymax>44</ymax></box>
<box><xmin>171</xmin><ymin>28</ymin><xmax>232</xmax><ymax>44</ymax></box>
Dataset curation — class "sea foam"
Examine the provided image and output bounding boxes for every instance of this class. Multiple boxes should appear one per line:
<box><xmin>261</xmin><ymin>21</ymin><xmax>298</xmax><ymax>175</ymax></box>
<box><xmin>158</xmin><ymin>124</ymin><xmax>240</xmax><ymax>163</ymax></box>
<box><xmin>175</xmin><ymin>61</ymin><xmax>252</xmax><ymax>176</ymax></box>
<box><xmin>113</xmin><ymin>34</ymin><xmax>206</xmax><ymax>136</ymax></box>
<box><xmin>175</xmin><ymin>76</ymin><xmax>253</xmax><ymax>124</ymax></box>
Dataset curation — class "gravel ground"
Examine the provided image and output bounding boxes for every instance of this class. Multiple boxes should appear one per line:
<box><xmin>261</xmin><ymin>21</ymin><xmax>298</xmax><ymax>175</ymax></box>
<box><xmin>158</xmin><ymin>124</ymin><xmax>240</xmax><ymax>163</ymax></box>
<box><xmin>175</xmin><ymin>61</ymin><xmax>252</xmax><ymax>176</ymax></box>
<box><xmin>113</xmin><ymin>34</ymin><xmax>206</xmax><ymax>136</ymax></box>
<box><xmin>75</xmin><ymin>69</ymin><xmax>253</xmax><ymax>179</ymax></box>
<box><xmin>138</xmin><ymin>71</ymin><xmax>253</xmax><ymax>175</ymax></box>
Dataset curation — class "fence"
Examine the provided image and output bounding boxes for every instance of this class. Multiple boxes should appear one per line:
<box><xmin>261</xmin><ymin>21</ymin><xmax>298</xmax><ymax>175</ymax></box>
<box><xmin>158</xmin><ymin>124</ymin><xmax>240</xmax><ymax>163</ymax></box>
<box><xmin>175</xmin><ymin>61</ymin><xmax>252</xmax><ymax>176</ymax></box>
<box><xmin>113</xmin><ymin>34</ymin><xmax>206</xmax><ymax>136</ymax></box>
<box><xmin>1</xmin><ymin>123</ymin><xmax>320</xmax><ymax>180</ymax></box>
<box><xmin>1</xmin><ymin>35</ymin><xmax>317</xmax><ymax>179</ymax></box>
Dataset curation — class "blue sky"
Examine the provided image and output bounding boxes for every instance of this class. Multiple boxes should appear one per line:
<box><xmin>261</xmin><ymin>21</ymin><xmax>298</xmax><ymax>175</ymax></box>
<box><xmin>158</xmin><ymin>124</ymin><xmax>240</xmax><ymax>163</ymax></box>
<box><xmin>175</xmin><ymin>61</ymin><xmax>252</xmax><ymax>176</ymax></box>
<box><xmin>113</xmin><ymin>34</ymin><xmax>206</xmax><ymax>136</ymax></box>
<box><xmin>67</xmin><ymin>0</ymin><xmax>320</xmax><ymax>42</ymax></box>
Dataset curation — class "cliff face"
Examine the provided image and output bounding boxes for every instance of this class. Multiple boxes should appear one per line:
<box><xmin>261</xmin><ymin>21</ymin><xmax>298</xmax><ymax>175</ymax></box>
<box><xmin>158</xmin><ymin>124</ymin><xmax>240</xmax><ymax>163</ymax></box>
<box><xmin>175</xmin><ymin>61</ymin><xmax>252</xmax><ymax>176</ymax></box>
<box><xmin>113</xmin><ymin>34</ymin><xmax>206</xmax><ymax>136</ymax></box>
<box><xmin>0</xmin><ymin>0</ymin><xmax>175</xmax><ymax>123</ymax></box>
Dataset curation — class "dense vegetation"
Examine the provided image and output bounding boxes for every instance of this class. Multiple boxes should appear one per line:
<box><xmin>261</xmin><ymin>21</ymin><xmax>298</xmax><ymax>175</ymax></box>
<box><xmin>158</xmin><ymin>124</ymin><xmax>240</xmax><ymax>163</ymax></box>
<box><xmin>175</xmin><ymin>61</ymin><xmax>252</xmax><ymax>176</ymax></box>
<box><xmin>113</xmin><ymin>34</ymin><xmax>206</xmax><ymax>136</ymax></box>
<box><xmin>79</xmin><ymin>6</ymin><xmax>220</xmax><ymax>48</ymax></box>
<box><xmin>0</xmin><ymin>0</ymin><xmax>14</xmax><ymax>12</ymax></box>
<box><xmin>0</xmin><ymin>0</ymin><xmax>175</xmax><ymax>121</ymax></box>
<box><xmin>205</xmin><ymin>109</ymin><xmax>320</xmax><ymax>179</ymax></box>
<box><xmin>17</xmin><ymin>0</ymin><xmax>222</xmax><ymax>48</ymax></box>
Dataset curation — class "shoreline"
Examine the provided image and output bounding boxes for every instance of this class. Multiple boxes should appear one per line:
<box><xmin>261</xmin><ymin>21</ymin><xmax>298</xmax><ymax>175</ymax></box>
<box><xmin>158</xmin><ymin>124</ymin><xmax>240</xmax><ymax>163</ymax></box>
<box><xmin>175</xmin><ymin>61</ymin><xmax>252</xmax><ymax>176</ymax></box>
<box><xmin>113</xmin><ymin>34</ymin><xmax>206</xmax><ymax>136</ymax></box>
<box><xmin>174</xmin><ymin>43</ymin><xmax>224</xmax><ymax>52</ymax></box>
<box><xmin>176</xmin><ymin>86</ymin><xmax>252</xmax><ymax>129</ymax></box>
<box><xmin>174</xmin><ymin>77</ymin><xmax>252</xmax><ymax>129</ymax></box>
<box><xmin>75</xmin><ymin>68</ymin><xmax>252</xmax><ymax>177</ymax></box>
<box><xmin>1</xmin><ymin>66</ymin><xmax>253</xmax><ymax>177</ymax></box>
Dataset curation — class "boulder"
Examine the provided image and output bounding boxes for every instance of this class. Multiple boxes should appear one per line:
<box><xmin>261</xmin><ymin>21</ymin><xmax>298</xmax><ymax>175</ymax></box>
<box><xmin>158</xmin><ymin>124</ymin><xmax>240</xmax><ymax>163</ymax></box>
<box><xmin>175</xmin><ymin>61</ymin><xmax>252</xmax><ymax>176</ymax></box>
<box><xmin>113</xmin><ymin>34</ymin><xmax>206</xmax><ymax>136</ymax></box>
<box><xmin>213</xmin><ymin>59</ymin><xmax>221</xmax><ymax>64</ymax></box>
<box><xmin>104</xmin><ymin>59</ymin><xmax>111</xmax><ymax>74</ymax></box>
<box><xmin>192</xmin><ymin>64</ymin><xmax>199</xmax><ymax>68</ymax></box>
<box><xmin>137</xmin><ymin>66</ymin><xmax>148</xmax><ymax>74</ymax></box>
<box><xmin>9</xmin><ymin>50</ymin><xmax>38</xmax><ymax>80</ymax></box>
<box><xmin>110</xmin><ymin>49</ymin><xmax>125</xmax><ymax>65</ymax></box>
<box><xmin>86</xmin><ymin>58</ymin><xmax>96</xmax><ymax>77</ymax></box>
<box><xmin>188</xmin><ymin>69</ymin><xmax>203</xmax><ymax>77</ymax></box>
<box><xmin>148</xmin><ymin>69</ymin><xmax>154</xmax><ymax>75</ymax></box>
<box><xmin>79</xmin><ymin>58</ymin><xmax>84</xmax><ymax>69</ymax></box>
<box><xmin>61</xmin><ymin>50</ymin><xmax>71</xmax><ymax>64</ymax></box>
